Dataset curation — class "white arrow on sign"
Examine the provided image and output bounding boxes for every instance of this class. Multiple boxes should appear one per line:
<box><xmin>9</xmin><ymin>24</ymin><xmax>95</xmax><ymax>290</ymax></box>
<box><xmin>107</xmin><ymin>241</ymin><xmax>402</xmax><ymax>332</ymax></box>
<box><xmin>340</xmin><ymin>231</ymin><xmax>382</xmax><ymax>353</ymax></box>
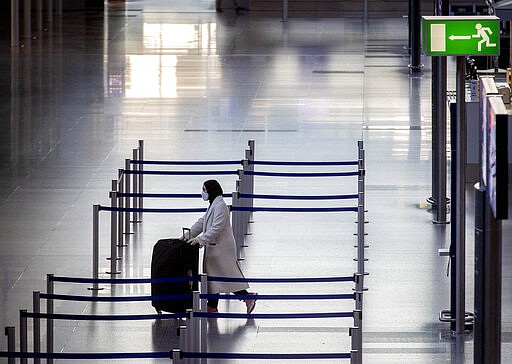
<box><xmin>449</xmin><ymin>35</ymin><xmax>471</xmax><ymax>41</ymax></box>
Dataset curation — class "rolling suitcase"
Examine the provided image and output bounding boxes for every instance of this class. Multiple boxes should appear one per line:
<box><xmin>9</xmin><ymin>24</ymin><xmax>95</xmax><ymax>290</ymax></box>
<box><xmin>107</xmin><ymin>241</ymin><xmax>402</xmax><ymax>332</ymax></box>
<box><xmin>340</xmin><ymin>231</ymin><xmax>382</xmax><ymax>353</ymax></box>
<box><xmin>151</xmin><ymin>230</ymin><xmax>199</xmax><ymax>313</ymax></box>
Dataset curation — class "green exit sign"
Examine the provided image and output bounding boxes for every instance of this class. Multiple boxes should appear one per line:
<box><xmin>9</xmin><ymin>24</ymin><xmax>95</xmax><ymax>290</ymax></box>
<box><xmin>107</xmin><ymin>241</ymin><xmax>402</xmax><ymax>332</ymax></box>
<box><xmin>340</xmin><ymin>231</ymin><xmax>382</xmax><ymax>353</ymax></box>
<box><xmin>422</xmin><ymin>16</ymin><xmax>500</xmax><ymax>56</ymax></box>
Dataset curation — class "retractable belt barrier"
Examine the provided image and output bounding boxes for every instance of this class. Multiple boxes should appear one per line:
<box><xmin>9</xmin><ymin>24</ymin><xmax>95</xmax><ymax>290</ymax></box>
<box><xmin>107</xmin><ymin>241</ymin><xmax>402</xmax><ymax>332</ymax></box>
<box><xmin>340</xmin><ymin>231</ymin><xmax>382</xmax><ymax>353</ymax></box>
<box><xmin>8</xmin><ymin>273</ymin><xmax>359</xmax><ymax>364</ymax></box>
<box><xmin>3</xmin><ymin>140</ymin><xmax>367</xmax><ymax>364</ymax></box>
<box><xmin>91</xmin><ymin>140</ymin><xmax>366</xmax><ymax>364</ymax></box>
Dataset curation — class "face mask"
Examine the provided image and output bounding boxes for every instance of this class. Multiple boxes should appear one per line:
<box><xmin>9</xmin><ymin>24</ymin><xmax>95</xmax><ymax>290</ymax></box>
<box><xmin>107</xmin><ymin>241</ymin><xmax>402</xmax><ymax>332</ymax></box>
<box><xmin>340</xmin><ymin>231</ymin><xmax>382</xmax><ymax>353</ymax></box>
<box><xmin>201</xmin><ymin>191</ymin><xmax>209</xmax><ymax>201</ymax></box>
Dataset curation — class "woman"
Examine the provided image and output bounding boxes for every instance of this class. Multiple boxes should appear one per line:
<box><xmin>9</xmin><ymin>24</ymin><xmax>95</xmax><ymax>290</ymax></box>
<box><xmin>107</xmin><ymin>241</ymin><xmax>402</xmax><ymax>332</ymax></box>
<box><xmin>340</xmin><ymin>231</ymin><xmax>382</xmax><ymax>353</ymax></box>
<box><xmin>186</xmin><ymin>180</ymin><xmax>256</xmax><ymax>314</ymax></box>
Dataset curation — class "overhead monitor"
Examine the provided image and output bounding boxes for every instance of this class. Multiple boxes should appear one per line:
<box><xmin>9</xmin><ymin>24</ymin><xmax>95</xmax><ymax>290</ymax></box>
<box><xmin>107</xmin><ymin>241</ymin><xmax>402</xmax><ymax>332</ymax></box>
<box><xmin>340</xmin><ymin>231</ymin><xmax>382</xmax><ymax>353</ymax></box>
<box><xmin>486</xmin><ymin>96</ymin><xmax>509</xmax><ymax>219</ymax></box>
<box><xmin>479</xmin><ymin>76</ymin><xmax>499</xmax><ymax>186</ymax></box>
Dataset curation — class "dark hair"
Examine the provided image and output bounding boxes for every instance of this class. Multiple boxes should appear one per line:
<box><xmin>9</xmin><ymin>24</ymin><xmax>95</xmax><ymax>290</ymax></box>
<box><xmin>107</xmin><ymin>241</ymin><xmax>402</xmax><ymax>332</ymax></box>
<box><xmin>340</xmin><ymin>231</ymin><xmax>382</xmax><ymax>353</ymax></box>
<box><xmin>203</xmin><ymin>180</ymin><xmax>223</xmax><ymax>203</ymax></box>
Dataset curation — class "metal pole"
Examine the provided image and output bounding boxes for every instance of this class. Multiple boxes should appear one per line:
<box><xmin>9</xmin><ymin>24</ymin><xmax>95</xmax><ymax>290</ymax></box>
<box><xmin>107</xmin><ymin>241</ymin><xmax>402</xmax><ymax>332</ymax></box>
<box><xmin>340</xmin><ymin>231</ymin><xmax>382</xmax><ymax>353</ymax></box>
<box><xmin>46</xmin><ymin>0</ymin><xmax>53</xmax><ymax>25</ymax></box>
<box><xmin>180</xmin><ymin>324</ymin><xmax>189</xmax><ymax>364</ymax></box>
<box><xmin>356</xmin><ymin>147</ymin><xmax>366</xmax><ymax>293</ymax></box>
<box><xmin>282</xmin><ymin>0</ymin><xmax>288</xmax><ymax>22</ymax></box>
<box><xmin>23</xmin><ymin>0</ymin><xmax>31</xmax><ymax>39</ymax></box>
<box><xmin>138</xmin><ymin>140</ymin><xmax>144</xmax><ymax>222</ymax></box>
<box><xmin>242</xmin><ymin>157</ymin><xmax>251</xmax><ymax>239</ymax></box>
<box><xmin>117</xmin><ymin>170</ymin><xmax>125</xmax><ymax>253</ymax></box>
<box><xmin>433</xmin><ymin>56</ymin><xmax>448</xmax><ymax>223</ymax></box>
<box><xmin>56</xmin><ymin>0</ymin><xmax>61</xmax><ymax>15</ymax></box>
<box><xmin>107</xmin><ymin>182</ymin><xmax>120</xmax><ymax>275</ymax></box>
<box><xmin>232</xmin><ymin>189</ymin><xmax>243</xmax><ymax>261</ymax></box>
<box><xmin>36</xmin><ymin>0</ymin><xmax>42</xmax><ymax>34</ymax></box>
<box><xmin>172</xmin><ymin>349</ymin><xmax>182</xmax><ymax>364</ymax></box>
<box><xmin>431</xmin><ymin>0</ymin><xmax>449</xmax><ymax>224</ymax></box>
<box><xmin>33</xmin><ymin>291</ymin><xmax>41</xmax><ymax>364</ymax></box>
<box><xmin>11</xmin><ymin>0</ymin><xmax>20</xmax><ymax>47</ymax></box>
<box><xmin>132</xmin><ymin>149</ymin><xmax>139</xmax><ymax>223</ymax></box>
<box><xmin>247</xmin><ymin>140</ymin><xmax>255</xmax><ymax>223</ymax></box>
<box><xmin>186</xmin><ymin>309</ymin><xmax>193</xmax><ymax>364</ymax></box>
<box><xmin>484</xmin><ymin>208</ymin><xmax>502</xmax><ymax>363</ymax></box>
<box><xmin>46</xmin><ymin>274</ymin><xmax>54</xmax><ymax>364</ymax></box>
<box><xmin>124</xmin><ymin>159</ymin><xmax>131</xmax><ymax>235</ymax></box>
<box><xmin>90</xmin><ymin>205</ymin><xmax>101</xmax><ymax>290</ymax></box>
<box><xmin>5</xmin><ymin>326</ymin><xmax>15</xmax><ymax>364</ymax></box>
<box><xmin>199</xmin><ymin>275</ymin><xmax>207</xmax><ymax>364</ymax></box>
<box><xmin>351</xmin><ymin>309</ymin><xmax>362</xmax><ymax>364</ymax></box>
<box><xmin>20</xmin><ymin>309</ymin><xmax>27</xmax><ymax>364</ymax></box>
<box><xmin>409</xmin><ymin>0</ymin><xmax>423</xmax><ymax>72</ymax></box>
<box><xmin>192</xmin><ymin>292</ymin><xmax>200</xmax><ymax>354</ymax></box>
<box><xmin>455</xmin><ymin>56</ymin><xmax>466</xmax><ymax>334</ymax></box>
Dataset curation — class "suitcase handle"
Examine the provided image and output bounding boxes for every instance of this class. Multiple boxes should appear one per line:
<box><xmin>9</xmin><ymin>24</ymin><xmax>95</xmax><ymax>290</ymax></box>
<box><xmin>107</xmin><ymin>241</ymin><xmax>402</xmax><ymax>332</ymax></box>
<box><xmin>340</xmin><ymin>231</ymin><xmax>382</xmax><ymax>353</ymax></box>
<box><xmin>182</xmin><ymin>227</ymin><xmax>191</xmax><ymax>240</ymax></box>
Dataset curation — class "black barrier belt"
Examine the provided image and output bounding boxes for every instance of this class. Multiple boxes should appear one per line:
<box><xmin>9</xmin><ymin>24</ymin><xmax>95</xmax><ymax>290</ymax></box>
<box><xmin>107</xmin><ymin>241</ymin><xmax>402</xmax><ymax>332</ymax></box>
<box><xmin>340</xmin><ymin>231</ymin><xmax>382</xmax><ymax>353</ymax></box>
<box><xmin>194</xmin><ymin>312</ymin><xmax>354</xmax><ymax>319</ymax></box>
<box><xmin>207</xmin><ymin>276</ymin><xmax>354</xmax><ymax>283</ymax></box>
<box><xmin>182</xmin><ymin>352</ymin><xmax>352</xmax><ymax>359</ymax></box>
<box><xmin>244</xmin><ymin>171</ymin><xmax>359</xmax><ymax>177</ymax></box>
<box><xmin>116</xmin><ymin>193</ymin><xmax>233</xmax><ymax>198</ymax></box>
<box><xmin>50</xmin><ymin>276</ymin><xmax>198</xmax><ymax>284</ymax></box>
<box><xmin>250</xmin><ymin>160</ymin><xmax>358</xmax><ymax>166</ymax></box>
<box><xmin>21</xmin><ymin>312</ymin><xmax>186</xmax><ymax>321</ymax></box>
<box><xmin>99</xmin><ymin>206</ymin><xmax>207</xmax><ymax>213</ymax></box>
<box><xmin>130</xmin><ymin>159</ymin><xmax>242</xmax><ymax>165</ymax></box>
<box><xmin>40</xmin><ymin>293</ymin><xmax>192</xmax><ymax>302</ymax></box>
<box><xmin>238</xmin><ymin>193</ymin><xmax>358</xmax><ymax>200</ymax></box>
<box><xmin>231</xmin><ymin>206</ymin><xmax>358</xmax><ymax>213</ymax></box>
<box><xmin>0</xmin><ymin>351</ymin><xmax>352</xmax><ymax>360</ymax></box>
<box><xmin>0</xmin><ymin>351</ymin><xmax>170</xmax><ymax>359</ymax></box>
<box><xmin>100</xmin><ymin>206</ymin><xmax>358</xmax><ymax>213</ymax></box>
<box><xmin>50</xmin><ymin>275</ymin><xmax>354</xmax><ymax>284</ymax></box>
<box><xmin>123</xmin><ymin>170</ymin><xmax>237</xmax><ymax>175</ymax></box>
<box><xmin>200</xmin><ymin>293</ymin><xmax>354</xmax><ymax>300</ymax></box>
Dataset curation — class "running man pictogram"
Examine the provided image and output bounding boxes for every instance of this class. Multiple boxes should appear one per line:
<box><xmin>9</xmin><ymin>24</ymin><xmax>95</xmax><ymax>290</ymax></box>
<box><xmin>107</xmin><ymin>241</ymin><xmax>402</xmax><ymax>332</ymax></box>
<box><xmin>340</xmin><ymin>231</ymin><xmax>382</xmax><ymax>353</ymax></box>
<box><xmin>472</xmin><ymin>23</ymin><xmax>497</xmax><ymax>51</ymax></box>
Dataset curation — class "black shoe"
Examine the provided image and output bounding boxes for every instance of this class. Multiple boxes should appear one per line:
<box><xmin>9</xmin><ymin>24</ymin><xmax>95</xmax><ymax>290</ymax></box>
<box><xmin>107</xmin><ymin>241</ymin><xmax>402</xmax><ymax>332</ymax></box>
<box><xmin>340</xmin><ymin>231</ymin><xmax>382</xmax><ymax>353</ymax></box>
<box><xmin>235</xmin><ymin>6</ymin><xmax>248</xmax><ymax>13</ymax></box>
<box><xmin>216</xmin><ymin>7</ymin><xmax>223</xmax><ymax>12</ymax></box>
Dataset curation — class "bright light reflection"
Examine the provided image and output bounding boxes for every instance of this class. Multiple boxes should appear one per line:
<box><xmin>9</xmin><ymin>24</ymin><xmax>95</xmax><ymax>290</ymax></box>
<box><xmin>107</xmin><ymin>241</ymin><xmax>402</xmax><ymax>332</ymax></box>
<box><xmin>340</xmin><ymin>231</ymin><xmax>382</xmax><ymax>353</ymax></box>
<box><xmin>125</xmin><ymin>55</ymin><xmax>178</xmax><ymax>98</ymax></box>
<box><xmin>143</xmin><ymin>23</ymin><xmax>216</xmax><ymax>53</ymax></box>
<box><xmin>116</xmin><ymin>22</ymin><xmax>217</xmax><ymax>98</ymax></box>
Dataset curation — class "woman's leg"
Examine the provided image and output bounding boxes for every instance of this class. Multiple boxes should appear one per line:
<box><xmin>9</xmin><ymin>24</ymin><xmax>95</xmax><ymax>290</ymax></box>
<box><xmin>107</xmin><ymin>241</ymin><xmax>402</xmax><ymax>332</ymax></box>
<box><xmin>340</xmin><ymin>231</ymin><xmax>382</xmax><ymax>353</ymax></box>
<box><xmin>207</xmin><ymin>298</ymin><xmax>219</xmax><ymax>311</ymax></box>
<box><xmin>234</xmin><ymin>290</ymin><xmax>257</xmax><ymax>314</ymax></box>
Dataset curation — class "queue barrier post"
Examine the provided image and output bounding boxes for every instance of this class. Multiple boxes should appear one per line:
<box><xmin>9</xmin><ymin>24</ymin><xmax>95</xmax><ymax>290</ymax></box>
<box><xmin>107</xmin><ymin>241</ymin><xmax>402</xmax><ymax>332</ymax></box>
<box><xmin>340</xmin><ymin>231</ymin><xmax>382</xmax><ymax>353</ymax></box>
<box><xmin>247</xmin><ymin>142</ymin><xmax>255</xmax><ymax>226</ymax></box>
<box><xmin>46</xmin><ymin>274</ymin><xmax>54</xmax><ymax>364</ymax></box>
<box><xmin>107</xmin><ymin>182</ymin><xmax>120</xmax><ymax>275</ymax></box>
<box><xmin>185</xmin><ymin>309</ymin><xmax>193</xmax><ymax>364</ymax></box>
<box><xmin>5</xmin><ymin>326</ymin><xmax>15</xmax><ymax>364</ymax></box>
<box><xmin>232</xmin><ymin>189</ymin><xmax>244</xmax><ymax>261</ymax></box>
<box><xmin>199</xmin><ymin>274</ymin><xmax>208</xmax><ymax>364</ymax></box>
<box><xmin>236</xmin><ymin>171</ymin><xmax>249</xmax><ymax>246</ymax></box>
<box><xmin>192</xmin><ymin>292</ymin><xmax>200</xmax><ymax>356</ymax></box>
<box><xmin>179</xmin><ymin>324</ymin><xmax>189</xmax><ymax>364</ymax></box>
<box><xmin>124</xmin><ymin>159</ymin><xmax>132</xmax><ymax>235</ymax></box>
<box><xmin>20</xmin><ymin>309</ymin><xmax>27</xmax><ymax>364</ymax></box>
<box><xmin>356</xmin><ymin>144</ymin><xmax>367</xmax><ymax>304</ymax></box>
<box><xmin>23</xmin><ymin>0</ymin><xmax>31</xmax><ymax>39</ymax></box>
<box><xmin>36</xmin><ymin>0</ymin><xmax>43</xmax><ymax>33</ymax></box>
<box><xmin>172</xmin><ymin>349</ymin><xmax>182</xmax><ymax>364</ymax></box>
<box><xmin>138</xmin><ymin>140</ymin><xmax>144</xmax><ymax>222</ymax></box>
<box><xmin>46</xmin><ymin>0</ymin><xmax>53</xmax><ymax>25</ymax></box>
<box><xmin>11</xmin><ymin>0</ymin><xmax>19</xmax><ymax>47</ymax></box>
<box><xmin>132</xmin><ymin>149</ymin><xmax>139</xmax><ymax>224</ymax></box>
<box><xmin>353</xmin><ymin>309</ymin><xmax>363</xmax><ymax>364</ymax></box>
<box><xmin>242</xmin><ymin>156</ymin><xmax>253</xmax><ymax>236</ymax></box>
<box><xmin>117</xmin><ymin>170</ymin><xmax>126</xmax><ymax>252</ymax></box>
<box><xmin>33</xmin><ymin>291</ymin><xmax>41</xmax><ymax>364</ymax></box>
<box><xmin>89</xmin><ymin>205</ymin><xmax>103</xmax><ymax>291</ymax></box>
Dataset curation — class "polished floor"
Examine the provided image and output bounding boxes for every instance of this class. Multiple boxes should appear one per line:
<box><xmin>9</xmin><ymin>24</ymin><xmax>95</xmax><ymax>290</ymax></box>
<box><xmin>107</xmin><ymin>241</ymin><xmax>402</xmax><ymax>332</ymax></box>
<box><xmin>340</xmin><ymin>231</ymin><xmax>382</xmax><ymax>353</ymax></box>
<box><xmin>0</xmin><ymin>1</ymin><xmax>511</xmax><ymax>363</ymax></box>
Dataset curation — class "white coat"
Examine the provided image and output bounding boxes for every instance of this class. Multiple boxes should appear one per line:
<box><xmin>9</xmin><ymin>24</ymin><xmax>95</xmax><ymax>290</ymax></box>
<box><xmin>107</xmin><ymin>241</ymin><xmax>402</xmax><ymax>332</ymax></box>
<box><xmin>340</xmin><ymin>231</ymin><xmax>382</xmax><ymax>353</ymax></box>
<box><xmin>189</xmin><ymin>196</ymin><xmax>249</xmax><ymax>294</ymax></box>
